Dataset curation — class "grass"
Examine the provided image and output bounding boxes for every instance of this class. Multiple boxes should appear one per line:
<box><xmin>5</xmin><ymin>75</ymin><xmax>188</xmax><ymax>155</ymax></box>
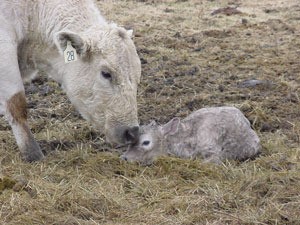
<box><xmin>1</xmin><ymin>0</ymin><xmax>300</xmax><ymax>224</ymax></box>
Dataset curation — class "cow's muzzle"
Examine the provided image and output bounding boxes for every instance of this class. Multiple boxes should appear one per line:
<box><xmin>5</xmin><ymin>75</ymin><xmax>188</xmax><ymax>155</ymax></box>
<box><xmin>106</xmin><ymin>125</ymin><xmax>139</xmax><ymax>145</ymax></box>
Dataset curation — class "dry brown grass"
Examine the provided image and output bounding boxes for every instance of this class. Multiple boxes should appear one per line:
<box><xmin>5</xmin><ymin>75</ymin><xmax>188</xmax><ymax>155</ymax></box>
<box><xmin>1</xmin><ymin>0</ymin><xmax>300</xmax><ymax>224</ymax></box>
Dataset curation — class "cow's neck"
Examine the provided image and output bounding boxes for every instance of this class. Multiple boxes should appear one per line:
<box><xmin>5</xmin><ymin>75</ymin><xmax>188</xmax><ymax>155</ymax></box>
<box><xmin>24</xmin><ymin>0</ymin><xmax>106</xmax><ymax>83</ymax></box>
<box><xmin>28</xmin><ymin>0</ymin><xmax>106</xmax><ymax>44</ymax></box>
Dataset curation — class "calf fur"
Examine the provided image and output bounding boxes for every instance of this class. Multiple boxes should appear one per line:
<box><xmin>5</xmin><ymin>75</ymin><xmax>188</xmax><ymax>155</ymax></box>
<box><xmin>122</xmin><ymin>107</ymin><xmax>261</xmax><ymax>165</ymax></box>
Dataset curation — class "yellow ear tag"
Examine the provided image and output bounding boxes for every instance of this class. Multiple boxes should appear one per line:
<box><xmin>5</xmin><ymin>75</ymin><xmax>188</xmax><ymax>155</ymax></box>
<box><xmin>64</xmin><ymin>41</ymin><xmax>78</xmax><ymax>63</ymax></box>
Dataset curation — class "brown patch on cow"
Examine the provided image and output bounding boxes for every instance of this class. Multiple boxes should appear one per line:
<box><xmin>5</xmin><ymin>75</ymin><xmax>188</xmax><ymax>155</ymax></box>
<box><xmin>7</xmin><ymin>92</ymin><xmax>28</xmax><ymax>123</ymax></box>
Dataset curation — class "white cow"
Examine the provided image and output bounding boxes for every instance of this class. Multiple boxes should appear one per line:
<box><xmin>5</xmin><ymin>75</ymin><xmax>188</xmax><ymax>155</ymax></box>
<box><xmin>122</xmin><ymin>107</ymin><xmax>261</xmax><ymax>165</ymax></box>
<box><xmin>0</xmin><ymin>0</ymin><xmax>141</xmax><ymax>161</ymax></box>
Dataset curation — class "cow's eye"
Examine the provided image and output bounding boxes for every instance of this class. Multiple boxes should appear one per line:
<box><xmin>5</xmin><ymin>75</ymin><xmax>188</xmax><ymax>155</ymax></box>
<box><xmin>142</xmin><ymin>140</ymin><xmax>150</xmax><ymax>146</ymax></box>
<box><xmin>101</xmin><ymin>71</ymin><xmax>112</xmax><ymax>80</ymax></box>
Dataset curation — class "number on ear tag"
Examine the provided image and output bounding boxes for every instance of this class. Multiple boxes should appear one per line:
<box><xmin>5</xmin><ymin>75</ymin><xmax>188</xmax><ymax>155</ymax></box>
<box><xmin>64</xmin><ymin>41</ymin><xmax>78</xmax><ymax>63</ymax></box>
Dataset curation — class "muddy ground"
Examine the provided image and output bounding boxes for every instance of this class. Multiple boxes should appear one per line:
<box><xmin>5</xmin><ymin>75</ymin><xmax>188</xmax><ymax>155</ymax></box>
<box><xmin>0</xmin><ymin>0</ymin><xmax>300</xmax><ymax>224</ymax></box>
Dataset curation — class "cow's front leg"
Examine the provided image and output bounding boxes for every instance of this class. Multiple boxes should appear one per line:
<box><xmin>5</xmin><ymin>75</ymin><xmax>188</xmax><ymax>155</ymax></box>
<box><xmin>0</xmin><ymin>41</ymin><xmax>44</xmax><ymax>162</ymax></box>
<box><xmin>5</xmin><ymin>91</ymin><xmax>44</xmax><ymax>162</ymax></box>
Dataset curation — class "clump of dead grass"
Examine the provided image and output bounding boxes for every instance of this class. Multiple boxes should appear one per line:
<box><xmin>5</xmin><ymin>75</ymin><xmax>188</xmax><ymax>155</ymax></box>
<box><xmin>1</xmin><ymin>142</ymin><xmax>299</xmax><ymax>224</ymax></box>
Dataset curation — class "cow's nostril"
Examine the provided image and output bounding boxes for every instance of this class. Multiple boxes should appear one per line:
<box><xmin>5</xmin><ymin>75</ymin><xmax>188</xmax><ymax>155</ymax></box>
<box><xmin>124</xmin><ymin>126</ymin><xmax>139</xmax><ymax>143</ymax></box>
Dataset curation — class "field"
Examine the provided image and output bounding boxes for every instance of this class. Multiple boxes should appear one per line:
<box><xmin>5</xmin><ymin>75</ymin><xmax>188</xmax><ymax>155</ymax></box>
<box><xmin>1</xmin><ymin>0</ymin><xmax>300</xmax><ymax>224</ymax></box>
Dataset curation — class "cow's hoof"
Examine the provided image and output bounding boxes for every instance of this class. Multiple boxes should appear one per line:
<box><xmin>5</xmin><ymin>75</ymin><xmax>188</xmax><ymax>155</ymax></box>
<box><xmin>21</xmin><ymin>141</ymin><xmax>45</xmax><ymax>162</ymax></box>
<box><xmin>22</xmin><ymin>150</ymin><xmax>44</xmax><ymax>162</ymax></box>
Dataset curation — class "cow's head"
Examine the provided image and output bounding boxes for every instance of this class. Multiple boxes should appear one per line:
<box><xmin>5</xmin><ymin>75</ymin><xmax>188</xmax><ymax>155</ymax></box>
<box><xmin>54</xmin><ymin>24</ymin><xmax>141</xmax><ymax>145</ymax></box>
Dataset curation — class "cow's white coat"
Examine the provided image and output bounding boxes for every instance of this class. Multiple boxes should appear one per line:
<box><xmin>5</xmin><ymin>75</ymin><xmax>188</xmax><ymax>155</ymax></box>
<box><xmin>0</xmin><ymin>0</ymin><xmax>141</xmax><ymax>161</ymax></box>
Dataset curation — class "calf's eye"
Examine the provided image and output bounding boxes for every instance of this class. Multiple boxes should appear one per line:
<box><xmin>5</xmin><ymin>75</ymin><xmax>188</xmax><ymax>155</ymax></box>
<box><xmin>101</xmin><ymin>71</ymin><xmax>112</xmax><ymax>80</ymax></box>
<box><xmin>142</xmin><ymin>140</ymin><xmax>150</xmax><ymax>146</ymax></box>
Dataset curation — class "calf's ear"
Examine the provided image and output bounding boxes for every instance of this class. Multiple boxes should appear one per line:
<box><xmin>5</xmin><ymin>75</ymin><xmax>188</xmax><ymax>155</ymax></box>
<box><xmin>54</xmin><ymin>31</ymin><xmax>88</xmax><ymax>56</ymax></box>
<box><xmin>149</xmin><ymin>120</ymin><xmax>157</xmax><ymax>127</ymax></box>
<box><xmin>160</xmin><ymin>117</ymin><xmax>180</xmax><ymax>136</ymax></box>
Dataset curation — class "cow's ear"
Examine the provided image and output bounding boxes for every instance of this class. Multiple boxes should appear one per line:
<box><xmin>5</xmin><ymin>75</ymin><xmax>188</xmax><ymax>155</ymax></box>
<box><xmin>54</xmin><ymin>31</ymin><xmax>87</xmax><ymax>55</ymax></box>
<box><xmin>160</xmin><ymin>117</ymin><xmax>180</xmax><ymax>136</ymax></box>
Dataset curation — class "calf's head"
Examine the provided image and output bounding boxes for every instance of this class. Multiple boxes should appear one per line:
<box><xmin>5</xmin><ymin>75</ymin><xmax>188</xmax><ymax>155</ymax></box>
<box><xmin>54</xmin><ymin>25</ymin><xmax>141</xmax><ymax>144</ymax></box>
<box><xmin>121</xmin><ymin>118</ymin><xmax>180</xmax><ymax>165</ymax></box>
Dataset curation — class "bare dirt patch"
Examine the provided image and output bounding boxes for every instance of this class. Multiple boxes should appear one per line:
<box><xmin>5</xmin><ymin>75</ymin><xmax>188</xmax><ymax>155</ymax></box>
<box><xmin>0</xmin><ymin>0</ymin><xmax>300</xmax><ymax>224</ymax></box>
